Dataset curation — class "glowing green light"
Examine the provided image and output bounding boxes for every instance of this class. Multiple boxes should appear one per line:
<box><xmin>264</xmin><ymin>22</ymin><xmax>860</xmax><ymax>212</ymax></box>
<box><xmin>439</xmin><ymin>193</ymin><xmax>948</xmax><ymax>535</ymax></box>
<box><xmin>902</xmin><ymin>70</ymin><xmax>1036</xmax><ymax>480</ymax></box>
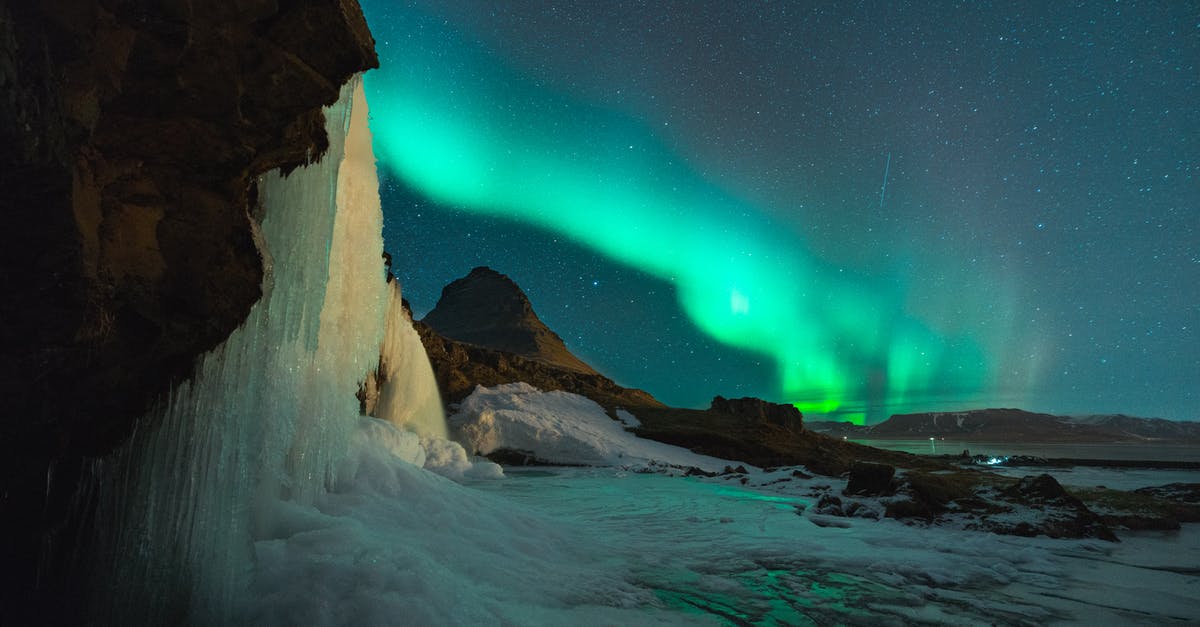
<box><xmin>839</xmin><ymin>413</ymin><xmax>867</xmax><ymax>426</ymax></box>
<box><xmin>360</xmin><ymin>3</ymin><xmax>991</xmax><ymax>420</ymax></box>
<box><xmin>793</xmin><ymin>400</ymin><xmax>841</xmax><ymax>414</ymax></box>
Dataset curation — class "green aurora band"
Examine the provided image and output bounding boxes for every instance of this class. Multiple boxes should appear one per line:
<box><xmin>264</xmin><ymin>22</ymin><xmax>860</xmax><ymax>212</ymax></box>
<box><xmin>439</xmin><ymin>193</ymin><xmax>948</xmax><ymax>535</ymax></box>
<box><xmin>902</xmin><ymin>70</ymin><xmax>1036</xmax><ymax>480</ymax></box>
<box><xmin>361</xmin><ymin>4</ymin><xmax>988</xmax><ymax>423</ymax></box>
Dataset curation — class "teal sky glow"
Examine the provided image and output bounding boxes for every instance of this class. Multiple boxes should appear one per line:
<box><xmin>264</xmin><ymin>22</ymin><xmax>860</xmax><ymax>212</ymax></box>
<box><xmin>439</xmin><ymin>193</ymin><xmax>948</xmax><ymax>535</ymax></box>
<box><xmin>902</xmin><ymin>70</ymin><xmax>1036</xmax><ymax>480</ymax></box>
<box><xmin>360</xmin><ymin>1</ymin><xmax>1198</xmax><ymax>422</ymax></box>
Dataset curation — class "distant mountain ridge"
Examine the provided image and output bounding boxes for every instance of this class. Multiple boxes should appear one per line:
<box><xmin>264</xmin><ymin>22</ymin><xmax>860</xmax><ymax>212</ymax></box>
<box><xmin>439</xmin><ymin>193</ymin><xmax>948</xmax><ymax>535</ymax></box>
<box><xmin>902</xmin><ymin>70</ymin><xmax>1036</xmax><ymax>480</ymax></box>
<box><xmin>1070</xmin><ymin>414</ymin><xmax>1200</xmax><ymax>440</ymax></box>
<box><xmin>808</xmin><ymin>408</ymin><xmax>1200</xmax><ymax>442</ymax></box>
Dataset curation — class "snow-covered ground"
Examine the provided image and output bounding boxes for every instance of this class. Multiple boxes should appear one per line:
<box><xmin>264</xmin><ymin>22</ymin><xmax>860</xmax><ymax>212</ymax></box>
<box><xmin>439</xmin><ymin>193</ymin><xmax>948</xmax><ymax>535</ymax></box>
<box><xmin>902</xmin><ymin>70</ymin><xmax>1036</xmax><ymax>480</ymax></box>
<box><xmin>474</xmin><ymin>467</ymin><xmax>1200</xmax><ymax>625</ymax></box>
<box><xmin>250</xmin><ymin>384</ymin><xmax>1200</xmax><ymax>625</ymax></box>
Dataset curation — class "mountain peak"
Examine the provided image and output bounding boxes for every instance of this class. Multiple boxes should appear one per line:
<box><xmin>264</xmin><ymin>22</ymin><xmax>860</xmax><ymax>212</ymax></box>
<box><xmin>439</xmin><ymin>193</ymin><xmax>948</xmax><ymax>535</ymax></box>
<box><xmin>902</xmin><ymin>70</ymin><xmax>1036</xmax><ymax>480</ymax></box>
<box><xmin>421</xmin><ymin>267</ymin><xmax>598</xmax><ymax>374</ymax></box>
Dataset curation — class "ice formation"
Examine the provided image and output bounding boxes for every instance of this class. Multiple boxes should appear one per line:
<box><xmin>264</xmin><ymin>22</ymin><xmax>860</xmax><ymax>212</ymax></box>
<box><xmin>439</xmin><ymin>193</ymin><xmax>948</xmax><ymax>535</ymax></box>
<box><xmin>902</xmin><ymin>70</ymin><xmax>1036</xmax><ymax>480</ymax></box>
<box><xmin>88</xmin><ymin>76</ymin><xmax>390</xmax><ymax>623</ymax></box>
<box><xmin>369</xmin><ymin>284</ymin><xmax>448</xmax><ymax>440</ymax></box>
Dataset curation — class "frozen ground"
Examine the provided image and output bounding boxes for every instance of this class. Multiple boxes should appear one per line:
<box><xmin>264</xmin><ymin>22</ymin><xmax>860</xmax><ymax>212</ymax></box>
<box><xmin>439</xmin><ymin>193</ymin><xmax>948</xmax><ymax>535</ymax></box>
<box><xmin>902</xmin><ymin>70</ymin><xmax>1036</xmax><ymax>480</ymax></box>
<box><xmin>251</xmin><ymin>386</ymin><xmax>1200</xmax><ymax>625</ymax></box>
<box><xmin>473</xmin><ymin>467</ymin><xmax>1200</xmax><ymax>625</ymax></box>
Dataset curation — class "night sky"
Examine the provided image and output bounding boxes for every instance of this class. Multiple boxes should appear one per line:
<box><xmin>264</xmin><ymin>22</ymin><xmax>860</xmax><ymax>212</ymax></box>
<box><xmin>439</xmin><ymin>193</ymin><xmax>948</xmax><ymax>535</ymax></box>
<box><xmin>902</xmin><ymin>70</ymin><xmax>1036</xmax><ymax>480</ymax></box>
<box><xmin>359</xmin><ymin>1</ymin><xmax>1198</xmax><ymax>423</ymax></box>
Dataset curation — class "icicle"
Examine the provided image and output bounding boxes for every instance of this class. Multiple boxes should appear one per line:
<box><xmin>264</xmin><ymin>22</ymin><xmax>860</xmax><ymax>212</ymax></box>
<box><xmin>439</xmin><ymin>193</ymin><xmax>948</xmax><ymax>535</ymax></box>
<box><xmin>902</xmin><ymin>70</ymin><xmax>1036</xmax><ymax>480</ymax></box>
<box><xmin>371</xmin><ymin>282</ymin><xmax>449</xmax><ymax>440</ymax></box>
<box><xmin>87</xmin><ymin>75</ymin><xmax>389</xmax><ymax>624</ymax></box>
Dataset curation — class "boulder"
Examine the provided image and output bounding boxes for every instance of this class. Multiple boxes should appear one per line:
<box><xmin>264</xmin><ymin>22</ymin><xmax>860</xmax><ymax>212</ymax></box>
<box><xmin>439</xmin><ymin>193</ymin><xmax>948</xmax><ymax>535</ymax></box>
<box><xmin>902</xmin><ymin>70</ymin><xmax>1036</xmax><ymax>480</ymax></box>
<box><xmin>992</xmin><ymin>474</ymin><xmax>1118</xmax><ymax>542</ymax></box>
<box><xmin>844</xmin><ymin>461</ymin><xmax>896</xmax><ymax>496</ymax></box>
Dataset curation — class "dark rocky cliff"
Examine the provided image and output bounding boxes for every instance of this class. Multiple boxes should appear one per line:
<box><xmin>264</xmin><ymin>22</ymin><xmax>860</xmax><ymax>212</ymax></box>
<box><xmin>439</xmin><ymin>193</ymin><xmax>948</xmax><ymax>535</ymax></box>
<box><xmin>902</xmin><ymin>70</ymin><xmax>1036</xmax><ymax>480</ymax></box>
<box><xmin>0</xmin><ymin>1</ymin><xmax>376</xmax><ymax>621</ymax></box>
<box><xmin>710</xmin><ymin>395</ymin><xmax>804</xmax><ymax>432</ymax></box>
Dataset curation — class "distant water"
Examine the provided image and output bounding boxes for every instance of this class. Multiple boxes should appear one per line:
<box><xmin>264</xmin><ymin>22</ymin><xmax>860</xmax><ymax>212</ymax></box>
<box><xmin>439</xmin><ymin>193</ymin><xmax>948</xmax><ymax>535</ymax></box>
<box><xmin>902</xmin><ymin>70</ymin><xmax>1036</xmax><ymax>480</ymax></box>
<box><xmin>849</xmin><ymin>439</ymin><xmax>1200</xmax><ymax>462</ymax></box>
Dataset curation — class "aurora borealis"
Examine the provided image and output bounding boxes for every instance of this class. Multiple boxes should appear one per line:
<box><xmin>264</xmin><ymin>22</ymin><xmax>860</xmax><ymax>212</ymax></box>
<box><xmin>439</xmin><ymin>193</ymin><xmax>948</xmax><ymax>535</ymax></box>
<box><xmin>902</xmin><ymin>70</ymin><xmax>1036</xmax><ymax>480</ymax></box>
<box><xmin>361</xmin><ymin>1</ymin><xmax>1198</xmax><ymax>423</ymax></box>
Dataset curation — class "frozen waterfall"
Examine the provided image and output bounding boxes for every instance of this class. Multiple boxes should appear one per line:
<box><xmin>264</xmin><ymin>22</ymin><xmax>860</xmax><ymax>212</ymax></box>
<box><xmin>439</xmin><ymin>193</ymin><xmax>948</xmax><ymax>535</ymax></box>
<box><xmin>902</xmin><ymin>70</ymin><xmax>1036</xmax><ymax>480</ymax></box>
<box><xmin>85</xmin><ymin>76</ymin><xmax>426</xmax><ymax>623</ymax></box>
<box><xmin>366</xmin><ymin>284</ymin><xmax>449</xmax><ymax>440</ymax></box>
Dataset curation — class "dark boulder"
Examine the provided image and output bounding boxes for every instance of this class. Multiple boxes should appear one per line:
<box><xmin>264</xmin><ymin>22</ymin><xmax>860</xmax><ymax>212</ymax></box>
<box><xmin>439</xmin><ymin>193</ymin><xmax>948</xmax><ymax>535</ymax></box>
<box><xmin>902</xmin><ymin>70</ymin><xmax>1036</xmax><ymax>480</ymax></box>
<box><xmin>814</xmin><ymin>493</ymin><xmax>844</xmax><ymax>516</ymax></box>
<box><xmin>993</xmin><ymin>474</ymin><xmax>1118</xmax><ymax>542</ymax></box>
<box><xmin>1002</xmin><ymin>473</ymin><xmax>1078</xmax><ymax>503</ymax></box>
<box><xmin>844</xmin><ymin>461</ymin><xmax>896</xmax><ymax>496</ymax></box>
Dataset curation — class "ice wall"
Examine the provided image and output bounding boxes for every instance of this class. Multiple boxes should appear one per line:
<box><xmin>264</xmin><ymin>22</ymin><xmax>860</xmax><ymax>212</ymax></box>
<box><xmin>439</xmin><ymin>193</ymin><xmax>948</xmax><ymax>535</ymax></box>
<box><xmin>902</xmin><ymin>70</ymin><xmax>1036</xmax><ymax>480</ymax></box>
<box><xmin>87</xmin><ymin>76</ymin><xmax>389</xmax><ymax>624</ymax></box>
<box><xmin>370</xmin><ymin>284</ymin><xmax>449</xmax><ymax>440</ymax></box>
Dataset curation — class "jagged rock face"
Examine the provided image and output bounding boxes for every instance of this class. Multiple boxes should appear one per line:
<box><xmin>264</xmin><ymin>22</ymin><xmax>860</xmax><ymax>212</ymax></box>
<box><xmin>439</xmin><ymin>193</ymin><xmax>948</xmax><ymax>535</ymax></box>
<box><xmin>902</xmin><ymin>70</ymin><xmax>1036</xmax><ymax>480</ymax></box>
<box><xmin>422</xmin><ymin>266</ymin><xmax>600</xmax><ymax>375</ymax></box>
<box><xmin>709</xmin><ymin>395</ymin><xmax>804</xmax><ymax>431</ymax></box>
<box><xmin>0</xmin><ymin>1</ymin><xmax>376</xmax><ymax>621</ymax></box>
<box><xmin>0</xmin><ymin>0</ymin><xmax>375</xmax><ymax>451</ymax></box>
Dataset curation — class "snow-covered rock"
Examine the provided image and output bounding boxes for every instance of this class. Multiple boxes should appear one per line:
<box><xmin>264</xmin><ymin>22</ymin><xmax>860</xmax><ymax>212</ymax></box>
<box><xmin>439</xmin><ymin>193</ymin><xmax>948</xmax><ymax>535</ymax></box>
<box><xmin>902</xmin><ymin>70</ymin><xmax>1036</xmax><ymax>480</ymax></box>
<box><xmin>449</xmin><ymin>383</ymin><xmax>742</xmax><ymax>472</ymax></box>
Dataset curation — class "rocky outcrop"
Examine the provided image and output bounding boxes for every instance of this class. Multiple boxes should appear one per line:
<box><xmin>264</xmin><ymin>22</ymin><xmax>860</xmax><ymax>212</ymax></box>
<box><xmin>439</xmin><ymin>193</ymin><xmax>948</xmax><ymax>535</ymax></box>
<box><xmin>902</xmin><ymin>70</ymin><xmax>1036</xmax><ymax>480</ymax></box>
<box><xmin>844</xmin><ymin>461</ymin><xmax>895</xmax><ymax>496</ymax></box>
<box><xmin>422</xmin><ymin>266</ymin><xmax>599</xmax><ymax>374</ymax></box>
<box><xmin>990</xmin><ymin>474</ymin><xmax>1118</xmax><ymax>541</ymax></box>
<box><xmin>414</xmin><ymin>267</ymin><xmax>663</xmax><ymax>411</ymax></box>
<box><xmin>709</xmin><ymin>395</ymin><xmax>804</xmax><ymax>431</ymax></box>
<box><xmin>884</xmin><ymin>471</ymin><xmax>1118</xmax><ymax>542</ymax></box>
<box><xmin>416</xmin><ymin>319</ymin><xmax>663</xmax><ymax>411</ymax></box>
<box><xmin>0</xmin><ymin>1</ymin><xmax>376</xmax><ymax>622</ymax></box>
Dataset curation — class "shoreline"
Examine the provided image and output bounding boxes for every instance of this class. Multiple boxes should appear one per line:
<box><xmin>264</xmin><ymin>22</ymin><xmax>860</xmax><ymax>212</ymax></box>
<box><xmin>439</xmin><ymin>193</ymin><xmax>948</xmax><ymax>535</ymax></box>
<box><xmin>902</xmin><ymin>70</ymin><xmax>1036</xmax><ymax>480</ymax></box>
<box><xmin>921</xmin><ymin>454</ymin><xmax>1200</xmax><ymax>470</ymax></box>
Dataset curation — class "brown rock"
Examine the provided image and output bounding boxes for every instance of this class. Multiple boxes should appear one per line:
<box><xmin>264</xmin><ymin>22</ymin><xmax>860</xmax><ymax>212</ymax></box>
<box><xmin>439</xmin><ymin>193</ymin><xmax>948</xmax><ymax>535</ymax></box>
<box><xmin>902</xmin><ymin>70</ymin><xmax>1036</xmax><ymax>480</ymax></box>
<box><xmin>413</xmin><ymin>267</ymin><xmax>665</xmax><ymax>412</ymax></box>
<box><xmin>416</xmin><ymin>320</ymin><xmax>663</xmax><ymax>411</ymax></box>
<box><xmin>709</xmin><ymin>395</ymin><xmax>804</xmax><ymax>431</ymax></box>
